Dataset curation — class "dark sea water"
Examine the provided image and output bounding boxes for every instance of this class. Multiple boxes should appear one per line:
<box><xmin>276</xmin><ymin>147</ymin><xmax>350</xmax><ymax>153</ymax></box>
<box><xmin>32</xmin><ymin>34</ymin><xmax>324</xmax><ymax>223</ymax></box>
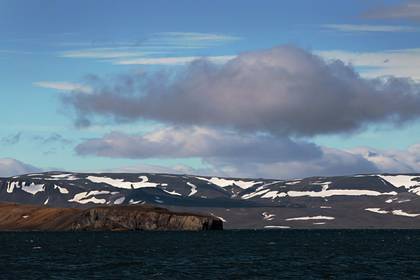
<box><xmin>0</xmin><ymin>230</ymin><xmax>420</xmax><ymax>279</ymax></box>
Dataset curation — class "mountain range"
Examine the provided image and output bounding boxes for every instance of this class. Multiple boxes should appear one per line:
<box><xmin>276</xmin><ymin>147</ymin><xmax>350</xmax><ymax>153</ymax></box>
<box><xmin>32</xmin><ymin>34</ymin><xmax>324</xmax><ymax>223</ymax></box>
<box><xmin>1</xmin><ymin>172</ymin><xmax>420</xmax><ymax>229</ymax></box>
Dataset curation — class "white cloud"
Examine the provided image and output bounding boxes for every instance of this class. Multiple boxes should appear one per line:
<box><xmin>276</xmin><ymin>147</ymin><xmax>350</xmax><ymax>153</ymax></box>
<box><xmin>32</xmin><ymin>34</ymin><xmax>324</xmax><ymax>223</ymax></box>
<box><xmin>321</xmin><ymin>24</ymin><xmax>419</xmax><ymax>32</ymax></box>
<box><xmin>60</xmin><ymin>48</ymin><xmax>155</xmax><ymax>59</ymax></box>
<box><xmin>149</xmin><ymin>32</ymin><xmax>241</xmax><ymax>46</ymax></box>
<box><xmin>105</xmin><ymin>142</ymin><xmax>420</xmax><ymax>179</ymax></box>
<box><xmin>107</xmin><ymin>163</ymin><xmax>208</xmax><ymax>176</ymax></box>
<box><xmin>316</xmin><ymin>48</ymin><xmax>420</xmax><ymax>80</ymax></box>
<box><xmin>115</xmin><ymin>55</ymin><xmax>235</xmax><ymax>65</ymax></box>
<box><xmin>74</xmin><ymin>126</ymin><xmax>379</xmax><ymax>179</ymax></box>
<box><xmin>59</xmin><ymin>32</ymin><xmax>240</xmax><ymax>61</ymax></box>
<box><xmin>0</xmin><ymin>158</ymin><xmax>42</xmax><ymax>177</ymax></box>
<box><xmin>348</xmin><ymin>144</ymin><xmax>420</xmax><ymax>173</ymax></box>
<box><xmin>34</xmin><ymin>81</ymin><xmax>92</xmax><ymax>93</ymax></box>
<box><xmin>365</xmin><ymin>1</ymin><xmax>420</xmax><ymax>20</ymax></box>
<box><xmin>205</xmin><ymin>147</ymin><xmax>379</xmax><ymax>179</ymax></box>
<box><xmin>75</xmin><ymin>126</ymin><xmax>321</xmax><ymax>162</ymax></box>
<box><xmin>65</xmin><ymin>46</ymin><xmax>420</xmax><ymax>136</ymax></box>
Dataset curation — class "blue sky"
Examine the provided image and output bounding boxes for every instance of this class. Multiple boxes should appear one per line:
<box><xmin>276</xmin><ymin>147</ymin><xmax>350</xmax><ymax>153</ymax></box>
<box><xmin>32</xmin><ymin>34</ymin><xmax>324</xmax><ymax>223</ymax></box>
<box><xmin>1</xmin><ymin>0</ymin><xmax>420</xmax><ymax>178</ymax></box>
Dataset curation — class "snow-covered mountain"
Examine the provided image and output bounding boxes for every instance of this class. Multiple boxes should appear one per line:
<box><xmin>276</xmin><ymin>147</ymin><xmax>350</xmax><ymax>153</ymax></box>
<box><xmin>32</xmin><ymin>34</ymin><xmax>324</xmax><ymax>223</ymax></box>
<box><xmin>1</xmin><ymin>172</ymin><xmax>420</xmax><ymax>229</ymax></box>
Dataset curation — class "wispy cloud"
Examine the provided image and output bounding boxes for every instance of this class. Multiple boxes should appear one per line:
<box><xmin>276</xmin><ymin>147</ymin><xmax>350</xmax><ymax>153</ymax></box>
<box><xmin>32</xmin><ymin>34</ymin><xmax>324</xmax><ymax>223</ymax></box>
<box><xmin>0</xmin><ymin>49</ymin><xmax>33</xmax><ymax>56</ymax></box>
<box><xmin>147</xmin><ymin>32</ymin><xmax>241</xmax><ymax>47</ymax></box>
<box><xmin>1</xmin><ymin>132</ymin><xmax>22</xmax><ymax>145</ymax></box>
<box><xmin>316</xmin><ymin>48</ymin><xmax>420</xmax><ymax>80</ymax></box>
<box><xmin>33</xmin><ymin>133</ymin><xmax>72</xmax><ymax>145</ymax></box>
<box><xmin>60</xmin><ymin>48</ymin><xmax>157</xmax><ymax>59</ymax></box>
<box><xmin>33</xmin><ymin>81</ymin><xmax>92</xmax><ymax>93</ymax></box>
<box><xmin>322</xmin><ymin>24</ymin><xmax>419</xmax><ymax>32</ymax></box>
<box><xmin>58</xmin><ymin>32</ymin><xmax>241</xmax><ymax>62</ymax></box>
<box><xmin>115</xmin><ymin>55</ymin><xmax>236</xmax><ymax>65</ymax></box>
<box><xmin>364</xmin><ymin>1</ymin><xmax>420</xmax><ymax>20</ymax></box>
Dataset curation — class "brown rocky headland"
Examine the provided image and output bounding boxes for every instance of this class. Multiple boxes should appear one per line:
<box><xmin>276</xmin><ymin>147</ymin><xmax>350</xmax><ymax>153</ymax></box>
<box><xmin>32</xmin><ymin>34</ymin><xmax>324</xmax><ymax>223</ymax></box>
<box><xmin>0</xmin><ymin>203</ymin><xmax>223</xmax><ymax>231</ymax></box>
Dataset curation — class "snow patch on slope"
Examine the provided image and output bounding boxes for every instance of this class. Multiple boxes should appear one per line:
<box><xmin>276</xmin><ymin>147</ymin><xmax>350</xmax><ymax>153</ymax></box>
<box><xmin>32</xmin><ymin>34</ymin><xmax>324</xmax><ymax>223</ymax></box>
<box><xmin>365</xmin><ymin>208</ymin><xmax>388</xmax><ymax>214</ymax></box>
<box><xmin>379</xmin><ymin>175</ymin><xmax>420</xmax><ymax>189</ymax></box>
<box><xmin>44</xmin><ymin>174</ymin><xmax>80</xmax><ymax>181</ymax></box>
<box><xmin>163</xmin><ymin>189</ymin><xmax>182</xmax><ymax>196</ymax></box>
<box><xmin>264</xmin><ymin>225</ymin><xmax>290</xmax><ymax>229</ymax></box>
<box><xmin>187</xmin><ymin>182</ymin><xmax>198</xmax><ymax>196</ymax></box>
<box><xmin>86</xmin><ymin>175</ymin><xmax>158</xmax><ymax>189</ymax></box>
<box><xmin>248</xmin><ymin>189</ymin><xmax>396</xmax><ymax>199</ymax></box>
<box><xmin>54</xmin><ymin>184</ymin><xmax>69</xmax><ymax>194</ymax></box>
<box><xmin>262</xmin><ymin>212</ymin><xmax>276</xmax><ymax>221</ymax></box>
<box><xmin>68</xmin><ymin>191</ymin><xmax>109</xmax><ymax>204</ymax></box>
<box><xmin>287</xmin><ymin>189</ymin><xmax>397</xmax><ymax>198</ymax></box>
<box><xmin>6</xmin><ymin>181</ymin><xmax>18</xmax><ymax>193</ymax></box>
<box><xmin>286</xmin><ymin>216</ymin><xmax>335</xmax><ymax>221</ymax></box>
<box><xmin>114</xmin><ymin>197</ymin><xmax>125</xmax><ymax>204</ymax></box>
<box><xmin>210</xmin><ymin>213</ymin><xmax>227</xmax><ymax>223</ymax></box>
<box><xmin>365</xmin><ymin>208</ymin><xmax>420</xmax><ymax>217</ymax></box>
<box><xmin>392</xmin><ymin>210</ymin><xmax>420</xmax><ymax>217</ymax></box>
<box><xmin>261</xmin><ymin>191</ymin><xmax>287</xmax><ymax>199</ymax></box>
<box><xmin>242</xmin><ymin>189</ymin><xmax>271</xmax><ymax>199</ymax></box>
<box><xmin>21</xmin><ymin>182</ymin><xmax>45</xmax><ymax>195</ymax></box>
<box><xmin>196</xmin><ymin>177</ymin><xmax>261</xmax><ymax>189</ymax></box>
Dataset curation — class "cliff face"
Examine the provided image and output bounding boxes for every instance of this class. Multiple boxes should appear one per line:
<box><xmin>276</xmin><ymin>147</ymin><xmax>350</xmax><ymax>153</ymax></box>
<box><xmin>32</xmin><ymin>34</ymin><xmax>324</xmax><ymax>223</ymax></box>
<box><xmin>0</xmin><ymin>203</ymin><xmax>223</xmax><ymax>231</ymax></box>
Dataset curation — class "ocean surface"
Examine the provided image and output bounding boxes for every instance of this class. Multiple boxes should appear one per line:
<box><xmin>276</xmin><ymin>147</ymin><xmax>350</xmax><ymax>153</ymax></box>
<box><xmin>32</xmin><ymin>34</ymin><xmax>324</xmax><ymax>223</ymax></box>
<box><xmin>0</xmin><ymin>230</ymin><xmax>419</xmax><ymax>279</ymax></box>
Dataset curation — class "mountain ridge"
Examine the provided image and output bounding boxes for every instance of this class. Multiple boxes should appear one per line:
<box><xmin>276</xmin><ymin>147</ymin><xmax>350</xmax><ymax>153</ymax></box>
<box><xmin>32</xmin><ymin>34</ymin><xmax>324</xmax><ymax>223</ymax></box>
<box><xmin>1</xmin><ymin>171</ymin><xmax>420</xmax><ymax>229</ymax></box>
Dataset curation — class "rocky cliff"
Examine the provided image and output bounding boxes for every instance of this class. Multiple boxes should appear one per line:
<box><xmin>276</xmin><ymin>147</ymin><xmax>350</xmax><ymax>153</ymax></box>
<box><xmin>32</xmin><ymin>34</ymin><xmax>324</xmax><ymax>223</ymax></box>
<box><xmin>72</xmin><ymin>205</ymin><xmax>223</xmax><ymax>231</ymax></box>
<box><xmin>0</xmin><ymin>203</ymin><xmax>223</xmax><ymax>231</ymax></box>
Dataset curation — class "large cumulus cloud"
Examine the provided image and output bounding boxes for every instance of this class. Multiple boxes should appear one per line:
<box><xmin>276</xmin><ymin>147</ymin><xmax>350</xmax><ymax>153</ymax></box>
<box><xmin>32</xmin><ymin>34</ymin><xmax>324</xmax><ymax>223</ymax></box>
<box><xmin>64</xmin><ymin>46</ymin><xmax>420</xmax><ymax>136</ymax></box>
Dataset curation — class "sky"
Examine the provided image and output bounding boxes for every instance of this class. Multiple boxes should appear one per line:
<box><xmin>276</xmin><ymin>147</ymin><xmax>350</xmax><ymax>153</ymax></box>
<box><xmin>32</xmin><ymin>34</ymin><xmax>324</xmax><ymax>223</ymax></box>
<box><xmin>1</xmin><ymin>0</ymin><xmax>420</xmax><ymax>178</ymax></box>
